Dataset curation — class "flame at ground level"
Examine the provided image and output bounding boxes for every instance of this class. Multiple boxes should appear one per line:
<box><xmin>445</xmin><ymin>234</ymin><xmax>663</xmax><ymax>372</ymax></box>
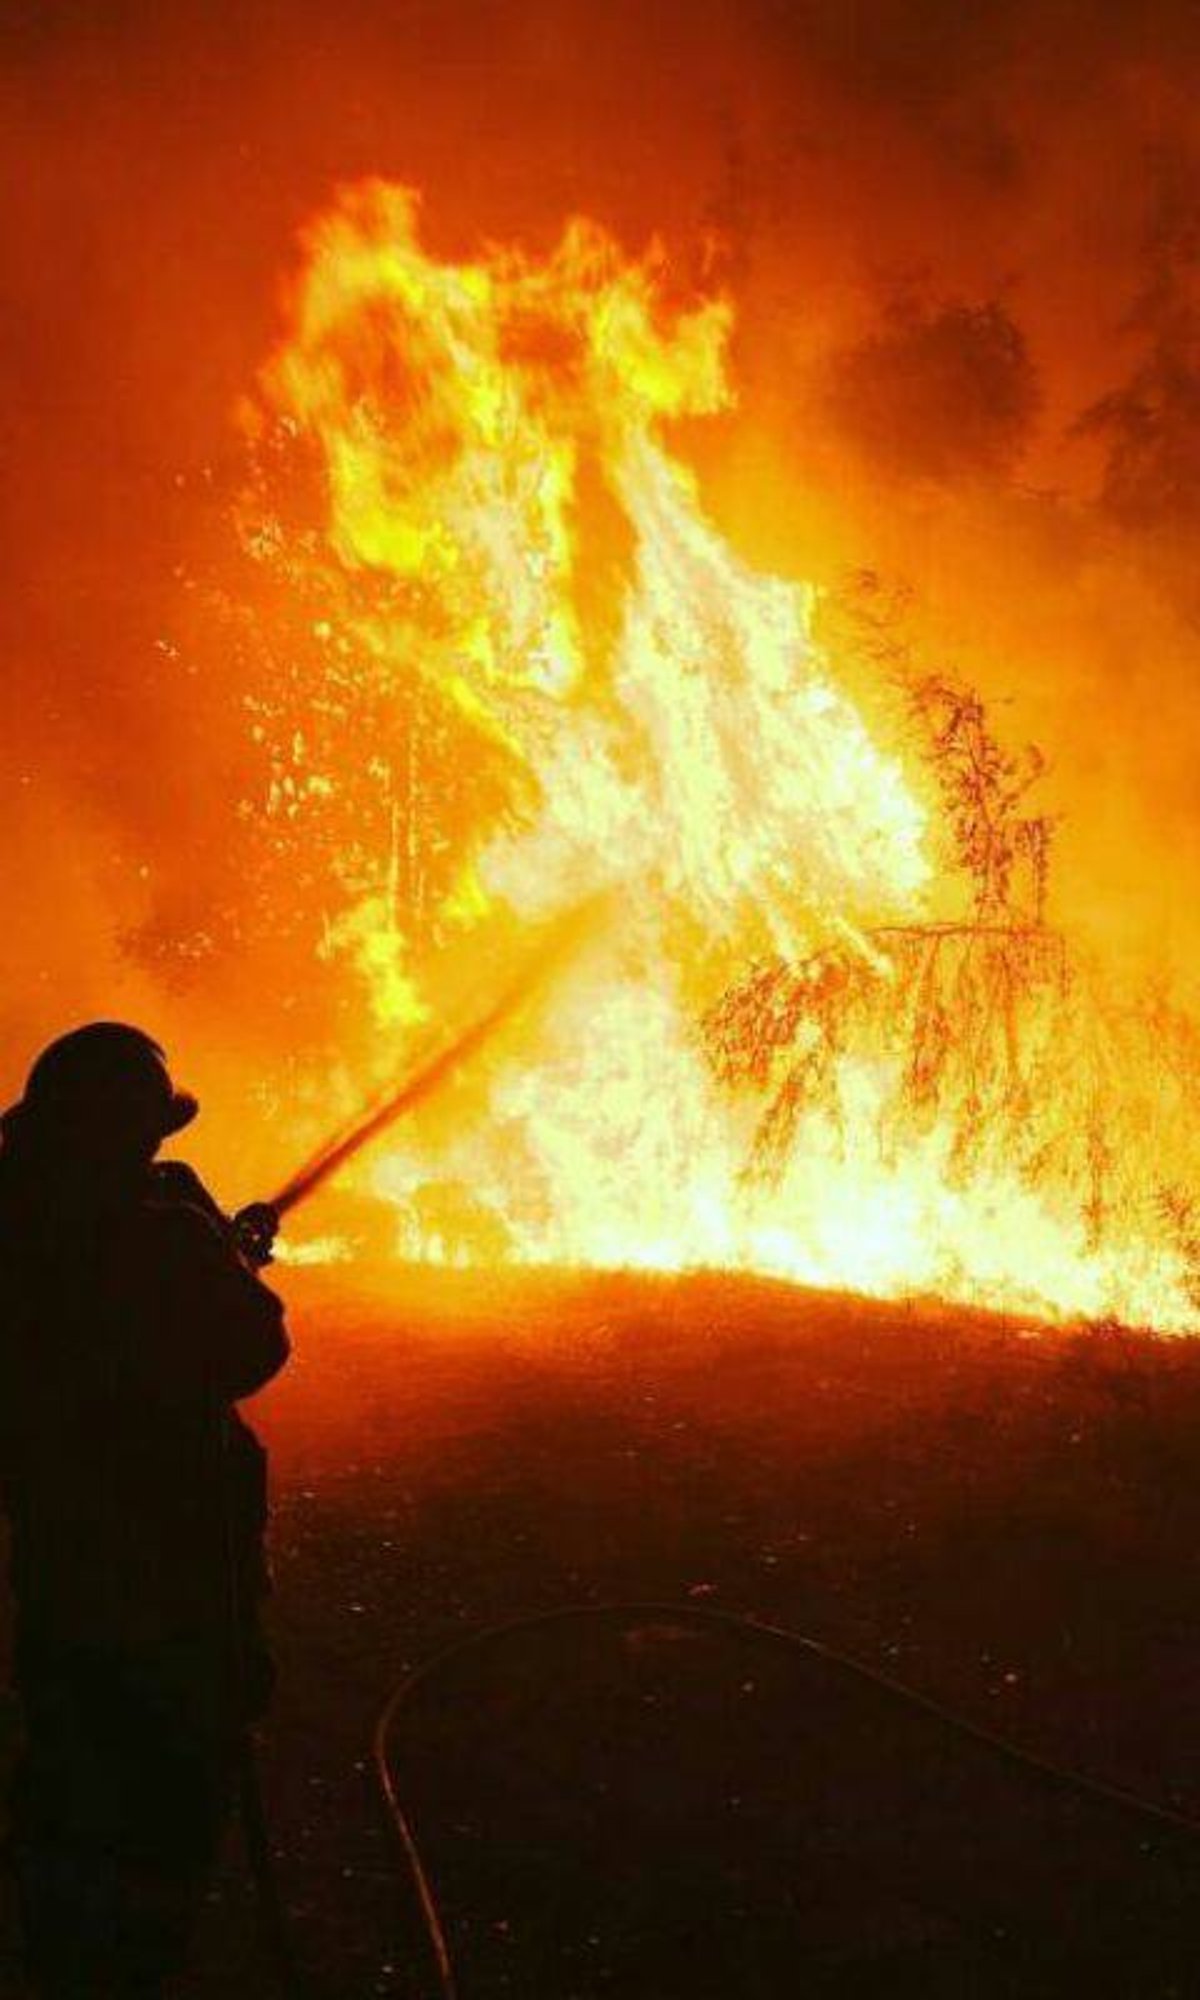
<box><xmin>364</xmin><ymin>939</ymin><xmax>1198</xmax><ymax>1332</ymax></box>
<box><xmin>238</xmin><ymin>184</ymin><xmax>1200</xmax><ymax>1334</ymax></box>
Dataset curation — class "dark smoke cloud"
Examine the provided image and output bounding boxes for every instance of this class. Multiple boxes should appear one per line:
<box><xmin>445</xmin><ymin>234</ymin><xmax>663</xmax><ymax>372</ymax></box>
<box><xmin>1073</xmin><ymin>146</ymin><xmax>1200</xmax><ymax>531</ymax></box>
<box><xmin>826</xmin><ymin>299</ymin><xmax>1039</xmax><ymax>481</ymax></box>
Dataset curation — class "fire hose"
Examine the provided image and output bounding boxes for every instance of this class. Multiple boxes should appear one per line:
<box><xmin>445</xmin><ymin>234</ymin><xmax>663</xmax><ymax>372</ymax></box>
<box><xmin>373</xmin><ymin>1600</ymin><xmax>1200</xmax><ymax>2000</ymax></box>
<box><xmin>247</xmin><ymin>1594</ymin><xmax>1200</xmax><ymax>2000</ymax></box>
<box><xmin>231</xmin><ymin>901</ymin><xmax>596</xmax><ymax>1269</ymax></box>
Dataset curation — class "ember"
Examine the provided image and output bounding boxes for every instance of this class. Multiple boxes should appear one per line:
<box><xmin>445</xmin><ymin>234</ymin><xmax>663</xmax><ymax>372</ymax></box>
<box><xmin>230</xmin><ymin>185</ymin><xmax>1199</xmax><ymax>1332</ymax></box>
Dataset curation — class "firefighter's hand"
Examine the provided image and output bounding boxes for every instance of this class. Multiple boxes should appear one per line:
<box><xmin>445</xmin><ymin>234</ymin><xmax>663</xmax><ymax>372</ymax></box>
<box><xmin>232</xmin><ymin>1202</ymin><xmax>280</xmax><ymax>1268</ymax></box>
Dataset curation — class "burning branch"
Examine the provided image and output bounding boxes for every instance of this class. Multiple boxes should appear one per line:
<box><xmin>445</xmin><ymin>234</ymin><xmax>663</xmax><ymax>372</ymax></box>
<box><xmin>906</xmin><ymin>673</ymin><xmax>1053</xmax><ymax>925</ymax></box>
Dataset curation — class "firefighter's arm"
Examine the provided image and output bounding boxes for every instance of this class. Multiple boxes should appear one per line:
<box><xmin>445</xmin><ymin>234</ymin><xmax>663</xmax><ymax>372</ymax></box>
<box><xmin>152</xmin><ymin>1163</ymin><xmax>279</xmax><ymax>1268</ymax></box>
<box><xmin>155</xmin><ymin>1204</ymin><xmax>291</xmax><ymax>1401</ymax></box>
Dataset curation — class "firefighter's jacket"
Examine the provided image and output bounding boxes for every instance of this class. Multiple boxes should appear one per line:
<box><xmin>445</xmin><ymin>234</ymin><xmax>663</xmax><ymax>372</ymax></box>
<box><xmin>0</xmin><ymin>1157</ymin><xmax>288</xmax><ymax>1668</ymax></box>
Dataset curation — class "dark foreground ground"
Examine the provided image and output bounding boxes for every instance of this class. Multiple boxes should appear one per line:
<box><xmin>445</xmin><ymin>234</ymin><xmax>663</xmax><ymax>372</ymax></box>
<box><xmin>4</xmin><ymin>1266</ymin><xmax>1200</xmax><ymax>1996</ymax></box>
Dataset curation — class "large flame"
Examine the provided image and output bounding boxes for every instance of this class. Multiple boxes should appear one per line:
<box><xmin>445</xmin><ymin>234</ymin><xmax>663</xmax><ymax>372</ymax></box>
<box><xmin>241</xmin><ymin>183</ymin><xmax>1200</xmax><ymax>1332</ymax></box>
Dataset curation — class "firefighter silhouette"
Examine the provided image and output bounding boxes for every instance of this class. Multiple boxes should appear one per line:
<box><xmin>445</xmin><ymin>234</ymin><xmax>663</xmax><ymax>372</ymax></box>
<box><xmin>0</xmin><ymin>1023</ymin><xmax>289</xmax><ymax>1999</ymax></box>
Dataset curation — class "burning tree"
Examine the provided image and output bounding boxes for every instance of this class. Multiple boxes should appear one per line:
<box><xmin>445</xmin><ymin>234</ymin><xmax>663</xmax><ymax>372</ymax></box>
<box><xmin>705</xmin><ymin>580</ymin><xmax>1200</xmax><ymax>1314</ymax></box>
<box><xmin>161</xmin><ymin>187</ymin><xmax>1200</xmax><ymax>1328</ymax></box>
<box><xmin>706</xmin><ymin>626</ymin><xmax>1058</xmax><ymax>1174</ymax></box>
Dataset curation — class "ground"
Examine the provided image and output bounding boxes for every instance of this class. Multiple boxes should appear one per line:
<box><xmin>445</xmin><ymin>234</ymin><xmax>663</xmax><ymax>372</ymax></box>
<box><xmin>4</xmin><ymin>1266</ymin><xmax>1200</xmax><ymax>1995</ymax></box>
